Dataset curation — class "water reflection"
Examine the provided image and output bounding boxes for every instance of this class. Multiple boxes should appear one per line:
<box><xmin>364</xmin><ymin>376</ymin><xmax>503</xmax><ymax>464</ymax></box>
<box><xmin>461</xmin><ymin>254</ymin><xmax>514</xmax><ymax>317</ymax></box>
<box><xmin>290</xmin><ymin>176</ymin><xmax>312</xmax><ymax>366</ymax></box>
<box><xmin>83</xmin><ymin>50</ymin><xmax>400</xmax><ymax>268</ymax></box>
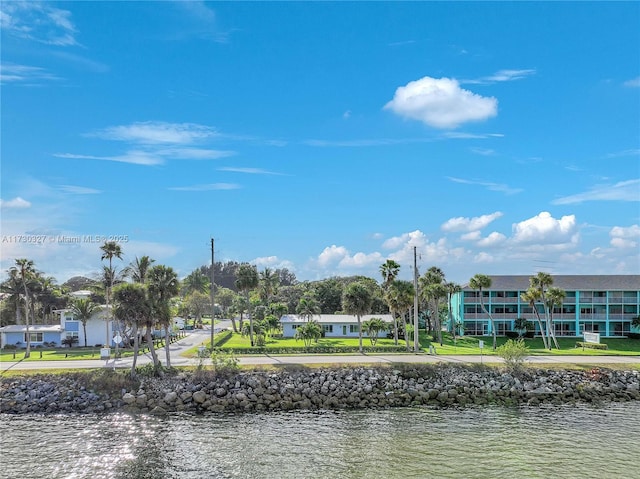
<box><xmin>2</xmin><ymin>403</ymin><xmax>639</xmax><ymax>479</ymax></box>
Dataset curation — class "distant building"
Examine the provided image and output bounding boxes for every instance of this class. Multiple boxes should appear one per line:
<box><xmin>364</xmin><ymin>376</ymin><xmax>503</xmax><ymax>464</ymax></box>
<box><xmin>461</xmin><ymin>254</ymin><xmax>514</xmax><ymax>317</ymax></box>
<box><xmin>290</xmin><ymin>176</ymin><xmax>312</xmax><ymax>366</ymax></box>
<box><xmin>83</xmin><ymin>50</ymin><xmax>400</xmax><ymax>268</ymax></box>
<box><xmin>280</xmin><ymin>314</ymin><xmax>394</xmax><ymax>338</ymax></box>
<box><xmin>451</xmin><ymin>275</ymin><xmax>640</xmax><ymax>338</ymax></box>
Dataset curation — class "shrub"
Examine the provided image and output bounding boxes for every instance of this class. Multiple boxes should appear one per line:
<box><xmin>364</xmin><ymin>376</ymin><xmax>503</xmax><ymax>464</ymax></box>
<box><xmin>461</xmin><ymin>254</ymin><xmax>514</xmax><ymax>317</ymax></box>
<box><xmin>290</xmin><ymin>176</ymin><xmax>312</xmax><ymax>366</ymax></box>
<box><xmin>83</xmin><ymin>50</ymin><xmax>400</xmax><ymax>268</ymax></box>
<box><xmin>211</xmin><ymin>350</ymin><xmax>240</xmax><ymax>375</ymax></box>
<box><xmin>219</xmin><ymin>345</ymin><xmax>408</xmax><ymax>355</ymax></box>
<box><xmin>496</xmin><ymin>339</ymin><xmax>529</xmax><ymax>373</ymax></box>
<box><xmin>575</xmin><ymin>341</ymin><xmax>608</xmax><ymax>350</ymax></box>
<box><xmin>3</xmin><ymin>344</ymin><xmax>17</xmax><ymax>350</ymax></box>
<box><xmin>504</xmin><ymin>331</ymin><xmax>520</xmax><ymax>339</ymax></box>
<box><xmin>628</xmin><ymin>333</ymin><xmax>640</xmax><ymax>340</ymax></box>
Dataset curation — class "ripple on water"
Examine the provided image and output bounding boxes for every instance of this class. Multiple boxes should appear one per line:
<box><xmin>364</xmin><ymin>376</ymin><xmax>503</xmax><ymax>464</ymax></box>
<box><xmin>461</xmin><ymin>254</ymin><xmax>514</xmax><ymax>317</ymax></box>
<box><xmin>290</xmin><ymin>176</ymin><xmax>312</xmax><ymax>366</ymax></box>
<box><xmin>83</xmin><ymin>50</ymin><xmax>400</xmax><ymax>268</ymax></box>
<box><xmin>1</xmin><ymin>403</ymin><xmax>639</xmax><ymax>479</ymax></box>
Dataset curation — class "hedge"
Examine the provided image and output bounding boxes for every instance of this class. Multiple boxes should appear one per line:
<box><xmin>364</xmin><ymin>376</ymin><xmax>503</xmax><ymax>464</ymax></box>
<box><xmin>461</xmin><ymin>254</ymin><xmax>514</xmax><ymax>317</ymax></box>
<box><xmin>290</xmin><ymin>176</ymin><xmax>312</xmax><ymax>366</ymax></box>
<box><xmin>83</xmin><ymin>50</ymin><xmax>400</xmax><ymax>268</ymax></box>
<box><xmin>628</xmin><ymin>333</ymin><xmax>640</xmax><ymax>340</ymax></box>
<box><xmin>213</xmin><ymin>345</ymin><xmax>409</xmax><ymax>355</ymax></box>
<box><xmin>212</xmin><ymin>329</ymin><xmax>233</xmax><ymax>347</ymax></box>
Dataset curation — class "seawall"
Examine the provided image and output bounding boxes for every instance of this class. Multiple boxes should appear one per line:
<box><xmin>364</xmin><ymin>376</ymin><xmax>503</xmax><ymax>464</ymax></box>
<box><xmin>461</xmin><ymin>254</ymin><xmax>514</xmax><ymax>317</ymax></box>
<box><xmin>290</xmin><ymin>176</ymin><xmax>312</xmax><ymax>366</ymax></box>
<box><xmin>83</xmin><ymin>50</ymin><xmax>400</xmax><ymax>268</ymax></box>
<box><xmin>1</xmin><ymin>365</ymin><xmax>639</xmax><ymax>415</ymax></box>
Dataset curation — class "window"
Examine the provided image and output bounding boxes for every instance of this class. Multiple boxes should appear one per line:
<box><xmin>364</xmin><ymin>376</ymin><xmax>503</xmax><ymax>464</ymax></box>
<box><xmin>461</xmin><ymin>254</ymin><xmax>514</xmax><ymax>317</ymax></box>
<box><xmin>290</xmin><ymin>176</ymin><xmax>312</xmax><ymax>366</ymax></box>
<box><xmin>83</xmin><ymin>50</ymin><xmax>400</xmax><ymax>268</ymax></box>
<box><xmin>291</xmin><ymin>324</ymin><xmax>299</xmax><ymax>330</ymax></box>
<box><xmin>464</xmin><ymin>305</ymin><xmax>481</xmax><ymax>314</ymax></box>
<box><xmin>323</xmin><ymin>325</ymin><xmax>333</xmax><ymax>333</ymax></box>
<box><xmin>349</xmin><ymin>325</ymin><xmax>359</xmax><ymax>333</ymax></box>
<box><xmin>566</xmin><ymin>291</ymin><xmax>576</xmax><ymax>298</ymax></box>
<box><xmin>66</xmin><ymin>315</ymin><xmax>78</xmax><ymax>321</ymax></box>
<box><xmin>66</xmin><ymin>332</ymin><xmax>79</xmax><ymax>339</ymax></box>
<box><xmin>464</xmin><ymin>291</ymin><xmax>479</xmax><ymax>298</ymax></box>
<box><xmin>24</xmin><ymin>332</ymin><xmax>43</xmax><ymax>342</ymax></box>
<box><xmin>593</xmin><ymin>291</ymin><xmax>606</xmax><ymax>298</ymax></box>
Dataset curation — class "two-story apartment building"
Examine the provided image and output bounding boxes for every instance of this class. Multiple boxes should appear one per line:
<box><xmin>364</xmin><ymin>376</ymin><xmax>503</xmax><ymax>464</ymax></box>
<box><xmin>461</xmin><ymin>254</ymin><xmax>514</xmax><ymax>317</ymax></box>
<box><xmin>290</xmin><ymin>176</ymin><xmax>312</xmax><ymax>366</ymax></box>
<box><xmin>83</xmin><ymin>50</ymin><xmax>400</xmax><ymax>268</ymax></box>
<box><xmin>451</xmin><ymin>275</ymin><xmax>640</xmax><ymax>338</ymax></box>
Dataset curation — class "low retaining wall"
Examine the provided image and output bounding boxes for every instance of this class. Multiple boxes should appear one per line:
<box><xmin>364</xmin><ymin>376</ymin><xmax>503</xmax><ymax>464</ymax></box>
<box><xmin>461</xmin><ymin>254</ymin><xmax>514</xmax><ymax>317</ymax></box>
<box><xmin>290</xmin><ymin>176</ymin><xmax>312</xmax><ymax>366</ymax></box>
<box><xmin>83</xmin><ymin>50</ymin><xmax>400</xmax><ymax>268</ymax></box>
<box><xmin>1</xmin><ymin>365</ymin><xmax>639</xmax><ymax>415</ymax></box>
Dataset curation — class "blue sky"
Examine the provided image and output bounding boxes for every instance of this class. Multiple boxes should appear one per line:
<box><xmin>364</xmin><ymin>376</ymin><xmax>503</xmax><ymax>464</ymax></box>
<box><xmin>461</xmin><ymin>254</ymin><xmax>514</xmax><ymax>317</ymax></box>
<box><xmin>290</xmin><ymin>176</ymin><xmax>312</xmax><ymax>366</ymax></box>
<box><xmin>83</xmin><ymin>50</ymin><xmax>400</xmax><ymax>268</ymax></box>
<box><xmin>1</xmin><ymin>1</ymin><xmax>639</xmax><ymax>285</ymax></box>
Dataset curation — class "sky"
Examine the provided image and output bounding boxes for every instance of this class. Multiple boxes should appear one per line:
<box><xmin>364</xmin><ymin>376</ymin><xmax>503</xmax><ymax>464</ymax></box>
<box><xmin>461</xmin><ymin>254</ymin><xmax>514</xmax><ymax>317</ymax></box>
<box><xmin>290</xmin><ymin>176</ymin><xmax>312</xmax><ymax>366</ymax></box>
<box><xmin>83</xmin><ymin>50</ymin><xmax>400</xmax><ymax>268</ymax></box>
<box><xmin>1</xmin><ymin>1</ymin><xmax>639</xmax><ymax>286</ymax></box>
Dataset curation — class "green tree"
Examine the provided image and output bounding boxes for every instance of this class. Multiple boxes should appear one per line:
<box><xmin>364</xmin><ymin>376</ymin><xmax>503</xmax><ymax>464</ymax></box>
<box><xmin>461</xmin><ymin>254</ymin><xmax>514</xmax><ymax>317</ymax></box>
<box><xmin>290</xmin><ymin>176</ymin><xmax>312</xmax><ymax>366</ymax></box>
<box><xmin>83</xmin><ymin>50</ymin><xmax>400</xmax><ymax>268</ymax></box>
<box><xmin>69</xmin><ymin>297</ymin><xmax>99</xmax><ymax>347</ymax></box>
<box><xmin>147</xmin><ymin>265</ymin><xmax>180</xmax><ymax>367</ymax></box>
<box><xmin>235</xmin><ymin>264</ymin><xmax>259</xmax><ymax>346</ymax></box>
<box><xmin>422</xmin><ymin>282</ymin><xmax>448</xmax><ymax>346</ymax></box>
<box><xmin>100</xmin><ymin>241</ymin><xmax>124</xmax><ymax>347</ymax></box>
<box><xmin>186</xmin><ymin>291</ymin><xmax>211</xmax><ymax>327</ymax></box>
<box><xmin>294</xmin><ymin>320</ymin><xmax>322</xmax><ymax>347</ymax></box>
<box><xmin>469</xmin><ymin>274</ymin><xmax>497</xmax><ymax>350</ymax></box>
<box><xmin>361</xmin><ymin>317</ymin><xmax>388</xmax><ymax>346</ymax></box>
<box><xmin>446</xmin><ymin>282</ymin><xmax>462</xmax><ymax>340</ymax></box>
<box><xmin>296</xmin><ymin>293</ymin><xmax>321</xmax><ymax>322</ymax></box>
<box><xmin>545</xmin><ymin>286</ymin><xmax>565</xmax><ymax>349</ymax></box>
<box><xmin>387</xmin><ymin>280</ymin><xmax>415</xmax><ymax>351</ymax></box>
<box><xmin>216</xmin><ymin>287</ymin><xmax>238</xmax><ymax>331</ymax></box>
<box><xmin>632</xmin><ymin>315</ymin><xmax>640</xmax><ymax>331</ymax></box>
<box><xmin>113</xmin><ymin>283</ymin><xmax>150</xmax><ymax>378</ymax></box>
<box><xmin>259</xmin><ymin>267</ymin><xmax>279</xmax><ymax>304</ymax></box>
<box><xmin>11</xmin><ymin>259</ymin><xmax>37</xmax><ymax>358</ymax></box>
<box><xmin>380</xmin><ymin>260</ymin><xmax>401</xmax><ymax>345</ymax></box>
<box><xmin>342</xmin><ymin>282</ymin><xmax>373</xmax><ymax>353</ymax></box>
<box><xmin>513</xmin><ymin>317</ymin><xmax>532</xmax><ymax>338</ymax></box>
<box><xmin>182</xmin><ymin>268</ymin><xmax>211</xmax><ymax>296</ymax></box>
<box><xmin>531</xmin><ymin>273</ymin><xmax>560</xmax><ymax>350</ymax></box>
<box><xmin>520</xmin><ymin>287</ymin><xmax>549</xmax><ymax>349</ymax></box>
<box><xmin>124</xmin><ymin>255</ymin><xmax>155</xmax><ymax>284</ymax></box>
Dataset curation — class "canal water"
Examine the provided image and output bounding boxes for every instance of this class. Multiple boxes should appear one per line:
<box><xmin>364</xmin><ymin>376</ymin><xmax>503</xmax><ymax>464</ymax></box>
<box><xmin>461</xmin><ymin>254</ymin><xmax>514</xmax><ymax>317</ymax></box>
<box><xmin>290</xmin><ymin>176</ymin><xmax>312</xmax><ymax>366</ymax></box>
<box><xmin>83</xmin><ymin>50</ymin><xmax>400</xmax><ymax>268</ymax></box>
<box><xmin>1</xmin><ymin>402</ymin><xmax>638</xmax><ymax>478</ymax></box>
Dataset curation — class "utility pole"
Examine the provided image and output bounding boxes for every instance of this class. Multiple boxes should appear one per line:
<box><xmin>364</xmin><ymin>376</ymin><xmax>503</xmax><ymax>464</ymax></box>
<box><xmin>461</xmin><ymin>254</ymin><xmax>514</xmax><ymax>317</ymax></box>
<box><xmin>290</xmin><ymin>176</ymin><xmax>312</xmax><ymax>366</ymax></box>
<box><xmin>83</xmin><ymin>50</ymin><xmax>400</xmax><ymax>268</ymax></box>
<box><xmin>413</xmin><ymin>246</ymin><xmax>419</xmax><ymax>353</ymax></box>
<box><xmin>210</xmin><ymin>237</ymin><xmax>215</xmax><ymax>349</ymax></box>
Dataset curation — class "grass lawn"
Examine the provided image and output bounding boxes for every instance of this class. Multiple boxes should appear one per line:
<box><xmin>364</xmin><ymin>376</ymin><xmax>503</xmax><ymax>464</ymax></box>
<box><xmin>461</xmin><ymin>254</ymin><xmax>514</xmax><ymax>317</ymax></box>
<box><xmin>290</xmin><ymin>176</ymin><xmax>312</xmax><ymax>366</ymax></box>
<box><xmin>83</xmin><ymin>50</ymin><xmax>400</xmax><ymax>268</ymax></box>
<box><xmin>187</xmin><ymin>330</ymin><xmax>640</xmax><ymax>357</ymax></box>
<box><xmin>0</xmin><ymin>347</ymin><xmax>121</xmax><ymax>361</ymax></box>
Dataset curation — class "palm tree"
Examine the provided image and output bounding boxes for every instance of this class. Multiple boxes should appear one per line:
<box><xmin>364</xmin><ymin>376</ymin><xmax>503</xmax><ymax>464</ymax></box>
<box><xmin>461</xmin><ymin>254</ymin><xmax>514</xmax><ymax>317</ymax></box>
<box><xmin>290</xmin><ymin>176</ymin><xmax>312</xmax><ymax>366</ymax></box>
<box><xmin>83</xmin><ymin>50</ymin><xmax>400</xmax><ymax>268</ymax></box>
<box><xmin>1</xmin><ymin>269</ymin><xmax>25</xmax><ymax>324</ymax></box>
<box><xmin>361</xmin><ymin>317</ymin><xmax>388</xmax><ymax>346</ymax></box>
<box><xmin>520</xmin><ymin>287</ymin><xmax>549</xmax><ymax>350</ymax></box>
<box><xmin>469</xmin><ymin>274</ymin><xmax>497</xmax><ymax>350</ymax></box>
<box><xmin>235</xmin><ymin>264</ymin><xmax>259</xmax><ymax>346</ymax></box>
<box><xmin>342</xmin><ymin>281</ymin><xmax>373</xmax><ymax>353</ymax></box>
<box><xmin>147</xmin><ymin>265</ymin><xmax>180</xmax><ymax>367</ymax></box>
<box><xmin>69</xmin><ymin>298</ymin><xmax>99</xmax><ymax>347</ymax></box>
<box><xmin>446</xmin><ymin>282</ymin><xmax>462</xmax><ymax>340</ymax></box>
<box><xmin>294</xmin><ymin>320</ymin><xmax>322</xmax><ymax>348</ymax></box>
<box><xmin>514</xmin><ymin>317</ymin><xmax>532</xmax><ymax>338</ymax></box>
<box><xmin>530</xmin><ymin>272</ymin><xmax>561</xmax><ymax>350</ymax></box>
<box><xmin>380</xmin><ymin>260</ymin><xmax>401</xmax><ymax>291</ymax></box>
<box><xmin>113</xmin><ymin>283</ymin><xmax>150</xmax><ymax>378</ymax></box>
<box><xmin>387</xmin><ymin>280</ymin><xmax>415</xmax><ymax>350</ymax></box>
<box><xmin>296</xmin><ymin>293</ymin><xmax>321</xmax><ymax>322</ymax></box>
<box><xmin>100</xmin><ymin>241</ymin><xmax>123</xmax><ymax>347</ymax></box>
<box><xmin>380</xmin><ymin>260</ymin><xmax>401</xmax><ymax>345</ymax></box>
<box><xmin>182</xmin><ymin>269</ymin><xmax>210</xmax><ymax>296</ymax></box>
<box><xmin>124</xmin><ymin>255</ymin><xmax>155</xmax><ymax>284</ymax></box>
<box><xmin>422</xmin><ymin>282</ymin><xmax>448</xmax><ymax>346</ymax></box>
<box><xmin>11</xmin><ymin>259</ymin><xmax>36</xmax><ymax>358</ymax></box>
<box><xmin>259</xmin><ymin>267</ymin><xmax>279</xmax><ymax>305</ymax></box>
<box><xmin>545</xmin><ymin>286</ymin><xmax>565</xmax><ymax>349</ymax></box>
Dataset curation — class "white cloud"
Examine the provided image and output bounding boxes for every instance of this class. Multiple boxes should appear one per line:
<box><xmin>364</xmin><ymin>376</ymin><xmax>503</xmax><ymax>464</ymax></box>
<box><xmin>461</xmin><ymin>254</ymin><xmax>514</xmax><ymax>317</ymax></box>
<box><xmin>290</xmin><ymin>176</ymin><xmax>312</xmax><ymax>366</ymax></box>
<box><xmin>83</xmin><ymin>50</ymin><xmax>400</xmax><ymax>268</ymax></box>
<box><xmin>470</xmin><ymin>147</ymin><xmax>495</xmax><ymax>156</ymax></box>
<box><xmin>343</xmin><ymin>110</ymin><xmax>351</xmax><ymax>119</ymax></box>
<box><xmin>0</xmin><ymin>197</ymin><xmax>31</xmax><ymax>209</ymax></box>
<box><xmin>218</xmin><ymin>167</ymin><xmax>284</xmax><ymax>175</ymax></box>
<box><xmin>382</xmin><ymin>230</ymin><xmax>427</xmax><ymax>249</ymax></box>
<box><xmin>474</xmin><ymin>252</ymin><xmax>494</xmax><ymax>263</ymax></box>
<box><xmin>0</xmin><ymin>63</ymin><xmax>59</xmax><ymax>84</ymax></box>
<box><xmin>605</xmin><ymin>149</ymin><xmax>640</xmax><ymax>158</ymax></box>
<box><xmin>384</xmin><ymin>76</ymin><xmax>498</xmax><ymax>129</ymax></box>
<box><xmin>58</xmin><ymin>185</ymin><xmax>102</xmax><ymax>194</ymax></box>
<box><xmin>624</xmin><ymin>76</ymin><xmax>640</xmax><ymax>87</ymax></box>
<box><xmin>338</xmin><ymin>251</ymin><xmax>384</xmax><ymax>269</ymax></box>
<box><xmin>168</xmin><ymin>183</ymin><xmax>241</xmax><ymax>192</ymax></box>
<box><xmin>551</xmin><ymin>179</ymin><xmax>640</xmax><ymax>204</ymax></box>
<box><xmin>89</xmin><ymin>121</ymin><xmax>218</xmax><ymax>145</ymax></box>
<box><xmin>442</xmin><ymin>132</ymin><xmax>504</xmax><ymax>139</ymax></box>
<box><xmin>317</xmin><ymin>245</ymin><xmax>349</xmax><ymax>267</ymax></box>
<box><xmin>610</xmin><ymin>224</ymin><xmax>640</xmax><ymax>248</ymax></box>
<box><xmin>441</xmin><ymin>211</ymin><xmax>503</xmax><ymax>232</ymax></box>
<box><xmin>251</xmin><ymin>256</ymin><xmax>295</xmax><ymax>270</ymax></box>
<box><xmin>55</xmin><ymin>151</ymin><xmax>163</xmax><ymax>166</ymax></box>
<box><xmin>156</xmin><ymin>148</ymin><xmax>234</xmax><ymax>160</ymax></box>
<box><xmin>460</xmin><ymin>231</ymin><xmax>481</xmax><ymax>241</ymax></box>
<box><xmin>463</xmin><ymin>69</ymin><xmax>536</xmax><ymax>84</ymax></box>
<box><xmin>477</xmin><ymin>232</ymin><xmax>507</xmax><ymax>247</ymax></box>
<box><xmin>0</xmin><ymin>2</ymin><xmax>79</xmax><ymax>46</ymax></box>
<box><xmin>446</xmin><ymin>176</ymin><xmax>522</xmax><ymax>195</ymax></box>
<box><xmin>511</xmin><ymin>212</ymin><xmax>578</xmax><ymax>246</ymax></box>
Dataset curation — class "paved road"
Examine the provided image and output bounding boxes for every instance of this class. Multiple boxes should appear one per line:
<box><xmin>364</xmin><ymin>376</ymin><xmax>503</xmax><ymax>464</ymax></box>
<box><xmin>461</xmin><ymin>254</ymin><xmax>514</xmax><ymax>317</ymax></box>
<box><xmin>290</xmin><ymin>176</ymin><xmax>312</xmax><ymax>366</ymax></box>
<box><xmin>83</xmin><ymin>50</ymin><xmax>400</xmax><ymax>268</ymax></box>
<box><xmin>2</xmin><ymin>326</ymin><xmax>639</xmax><ymax>372</ymax></box>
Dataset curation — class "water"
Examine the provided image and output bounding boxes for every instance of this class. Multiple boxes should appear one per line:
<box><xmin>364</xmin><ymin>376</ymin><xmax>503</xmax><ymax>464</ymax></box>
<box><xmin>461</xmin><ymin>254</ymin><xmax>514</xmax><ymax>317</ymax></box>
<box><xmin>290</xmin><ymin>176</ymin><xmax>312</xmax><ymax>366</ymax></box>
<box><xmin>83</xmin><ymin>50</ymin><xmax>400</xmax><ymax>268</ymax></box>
<box><xmin>1</xmin><ymin>403</ymin><xmax>639</xmax><ymax>479</ymax></box>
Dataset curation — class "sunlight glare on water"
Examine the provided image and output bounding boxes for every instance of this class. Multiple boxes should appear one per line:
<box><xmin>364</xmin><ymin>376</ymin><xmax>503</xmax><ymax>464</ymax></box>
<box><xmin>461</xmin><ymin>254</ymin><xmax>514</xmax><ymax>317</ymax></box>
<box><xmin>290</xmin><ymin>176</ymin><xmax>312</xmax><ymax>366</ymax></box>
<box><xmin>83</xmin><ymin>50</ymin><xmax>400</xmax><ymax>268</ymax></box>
<box><xmin>2</xmin><ymin>403</ymin><xmax>639</xmax><ymax>479</ymax></box>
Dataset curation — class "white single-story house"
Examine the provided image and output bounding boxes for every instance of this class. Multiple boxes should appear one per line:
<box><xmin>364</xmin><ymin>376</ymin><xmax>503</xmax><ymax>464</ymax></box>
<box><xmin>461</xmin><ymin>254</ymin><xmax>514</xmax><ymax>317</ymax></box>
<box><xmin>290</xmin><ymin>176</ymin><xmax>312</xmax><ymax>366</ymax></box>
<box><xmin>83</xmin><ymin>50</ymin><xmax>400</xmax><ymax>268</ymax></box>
<box><xmin>280</xmin><ymin>314</ymin><xmax>394</xmax><ymax>339</ymax></box>
<box><xmin>173</xmin><ymin>316</ymin><xmax>186</xmax><ymax>329</ymax></box>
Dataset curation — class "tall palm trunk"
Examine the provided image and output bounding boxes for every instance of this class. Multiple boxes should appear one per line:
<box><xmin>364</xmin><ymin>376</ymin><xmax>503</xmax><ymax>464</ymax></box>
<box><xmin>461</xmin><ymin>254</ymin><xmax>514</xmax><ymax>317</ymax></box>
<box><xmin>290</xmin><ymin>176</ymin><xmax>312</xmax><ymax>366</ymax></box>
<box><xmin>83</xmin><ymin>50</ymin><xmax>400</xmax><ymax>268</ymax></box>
<box><xmin>164</xmin><ymin>324</ymin><xmax>171</xmax><ymax>368</ymax></box>
<box><xmin>404</xmin><ymin>311</ymin><xmax>411</xmax><ymax>351</ymax></box>
<box><xmin>23</xmin><ymin>289</ymin><xmax>31</xmax><ymax>358</ymax></box>
<box><xmin>392</xmin><ymin>308</ymin><xmax>398</xmax><ymax>346</ymax></box>
<box><xmin>145</xmin><ymin>325</ymin><xmax>159</xmax><ymax>367</ymax></box>
<box><xmin>83</xmin><ymin>321</ymin><xmax>88</xmax><ymax>348</ymax></box>
<box><xmin>130</xmin><ymin>323</ymin><xmax>139</xmax><ymax>378</ymax></box>
<box><xmin>478</xmin><ymin>292</ymin><xmax>497</xmax><ymax>350</ymax></box>
<box><xmin>531</xmin><ymin>305</ymin><xmax>549</xmax><ymax>350</ymax></box>
<box><xmin>357</xmin><ymin>314</ymin><xmax>363</xmax><ymax>353</ymax></box>
<box><xmin>247</xmin><ymin>291</ymin><xmax>254</xmax><ymax>347</ymax></box>
<box><xmin>231</xmin><ymin>316</ymin><xmax>239</xmax><ymax>333</ymax></box>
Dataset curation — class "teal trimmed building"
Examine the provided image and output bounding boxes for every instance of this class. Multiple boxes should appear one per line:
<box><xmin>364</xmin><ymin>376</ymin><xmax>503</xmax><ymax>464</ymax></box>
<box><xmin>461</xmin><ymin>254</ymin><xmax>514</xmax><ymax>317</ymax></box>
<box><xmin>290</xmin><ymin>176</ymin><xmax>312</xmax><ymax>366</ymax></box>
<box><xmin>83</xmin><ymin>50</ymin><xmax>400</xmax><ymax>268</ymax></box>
<box><xmin>451</xmin><ymin>275</ymin><xmax>640</xmax><ymax>338</ymax></box>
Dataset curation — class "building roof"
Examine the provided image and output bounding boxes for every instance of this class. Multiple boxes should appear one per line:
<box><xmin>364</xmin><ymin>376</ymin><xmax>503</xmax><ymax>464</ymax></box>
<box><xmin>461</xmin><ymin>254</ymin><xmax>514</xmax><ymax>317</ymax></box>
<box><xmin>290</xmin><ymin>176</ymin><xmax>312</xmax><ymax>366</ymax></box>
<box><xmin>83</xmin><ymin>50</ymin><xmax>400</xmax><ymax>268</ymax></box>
<box><xmin>0</xmin><ymin>324</ymin><xmax>64</xmax><ymax>333</ymax></box>
<box><xmin>461</xmin><ymin>275</ymin><xmax>640</xmax><ymax>291</ymax></box>
<box><xmin>281</xmin><ymin>314</ymin><xmax>394</xmax><ymax>324</ymax></box>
